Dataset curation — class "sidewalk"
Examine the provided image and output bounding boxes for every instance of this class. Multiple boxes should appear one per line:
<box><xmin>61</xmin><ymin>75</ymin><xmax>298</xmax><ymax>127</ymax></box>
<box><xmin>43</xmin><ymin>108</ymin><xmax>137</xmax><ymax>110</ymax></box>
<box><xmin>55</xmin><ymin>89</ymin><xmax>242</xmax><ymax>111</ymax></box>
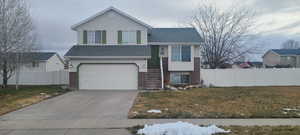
<box><xmin>1</xmin><ymin>118</ymin><xmax>300</xmax><ymax>130</ymax></box>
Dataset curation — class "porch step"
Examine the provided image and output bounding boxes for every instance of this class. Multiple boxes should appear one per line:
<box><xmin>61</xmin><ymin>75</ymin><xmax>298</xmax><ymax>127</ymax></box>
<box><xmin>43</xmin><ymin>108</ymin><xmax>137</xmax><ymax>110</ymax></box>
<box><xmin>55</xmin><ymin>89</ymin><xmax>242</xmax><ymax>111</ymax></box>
<box><xmin>143</xmin><ymin>68</ymin><xmax>162</xmax><ymax>90</ymax></box>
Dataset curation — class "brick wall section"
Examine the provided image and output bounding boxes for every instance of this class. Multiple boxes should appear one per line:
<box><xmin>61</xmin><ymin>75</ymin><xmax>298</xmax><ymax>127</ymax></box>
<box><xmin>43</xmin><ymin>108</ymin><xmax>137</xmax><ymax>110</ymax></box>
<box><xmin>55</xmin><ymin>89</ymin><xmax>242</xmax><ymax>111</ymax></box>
<box><xmin>191</xmin><ymin>57</ymin><xmax>200</xmax><ymax>85</ymax></box>
<box><xmin>69</xmin><ymin>72</ymin><xmax>78</xmax><ymax>89</ymax></box>
<box><xmin>162</xmin><ymin>57</ymin><xmax>200</xmax><ymax>85</ymax></box>
<box><xmin>162</xmin><ymin>58</ymin><xmax>170</xmax><ymax>84</ymax></box>
<box><xmin>138</xmin><ymin>72</ymin><xmax>145</xmax><ymax>89</ymax></box>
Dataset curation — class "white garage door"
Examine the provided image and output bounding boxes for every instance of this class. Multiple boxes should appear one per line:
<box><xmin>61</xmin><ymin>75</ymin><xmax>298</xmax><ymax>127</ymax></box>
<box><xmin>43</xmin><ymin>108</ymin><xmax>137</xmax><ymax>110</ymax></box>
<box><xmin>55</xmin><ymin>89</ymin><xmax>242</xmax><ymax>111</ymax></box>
<box><xmin>79</xmin><ymin>64</ymin><xmax>138</xmax><ymax>90</ymax></box>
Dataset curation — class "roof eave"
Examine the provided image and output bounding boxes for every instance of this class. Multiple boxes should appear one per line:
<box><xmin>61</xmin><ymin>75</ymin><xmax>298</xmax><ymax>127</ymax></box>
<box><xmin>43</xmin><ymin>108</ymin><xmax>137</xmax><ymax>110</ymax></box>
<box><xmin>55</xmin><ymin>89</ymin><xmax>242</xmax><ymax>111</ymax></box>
<box><xmin>148</xmin><ymin>42</ymin><xmax>202</xmax><ymax>45</ymax></box>
<box><xmin>71</xmin><ymin>6</ymin><xmax>152</xmax><ymax>30</ymax></box>
<box><xmin>65</xmin><ymin>56</ymin><xmax>151</xmax><ymax>59</ymax></box>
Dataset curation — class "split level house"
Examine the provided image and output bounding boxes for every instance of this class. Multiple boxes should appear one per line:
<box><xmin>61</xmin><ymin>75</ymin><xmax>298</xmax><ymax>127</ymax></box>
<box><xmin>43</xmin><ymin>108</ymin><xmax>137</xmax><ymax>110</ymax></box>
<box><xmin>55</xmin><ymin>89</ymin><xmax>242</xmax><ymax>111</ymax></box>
<box><xmin>65</xmin><ymin>7</ymin><xmax>202</xmax><ymax>90</ymax></box>
<box><xmin>263</xmin><ymin>49</ymin><xmax>300</xmax><ymax>68</ymax></box>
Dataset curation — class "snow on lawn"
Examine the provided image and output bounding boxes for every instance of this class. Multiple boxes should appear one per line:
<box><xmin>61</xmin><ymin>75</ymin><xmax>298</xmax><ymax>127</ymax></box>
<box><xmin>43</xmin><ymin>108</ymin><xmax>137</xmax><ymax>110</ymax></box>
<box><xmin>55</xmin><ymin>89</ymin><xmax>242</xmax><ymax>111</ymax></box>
<box><xmin>137</xmin><ymin>121</ymin><xmax>230</xmax><ymax>135</ymax></box>
<box><xmin>147</xmin><ymin>109</ymin><xmax>162</xmax><ymax>113</ymax></box>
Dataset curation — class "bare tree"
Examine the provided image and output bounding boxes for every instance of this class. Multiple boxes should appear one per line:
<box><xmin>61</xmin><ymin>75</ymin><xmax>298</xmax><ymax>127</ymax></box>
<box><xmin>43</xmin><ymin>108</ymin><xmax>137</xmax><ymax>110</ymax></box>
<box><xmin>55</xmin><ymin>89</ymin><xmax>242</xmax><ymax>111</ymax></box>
<box><xmin>281</xmin><ymin>39</ymin><xmax>300</xmax><ymax>49</ymax></box>
<box><xmin>190</xmin><ymin>3</ymin><xmax>259</xmax><ymax>69</ymax></box>
<box><xmin>0</xmin><ymin>0</ymin><xmax>36</xmax><ymax>88</ymax></box>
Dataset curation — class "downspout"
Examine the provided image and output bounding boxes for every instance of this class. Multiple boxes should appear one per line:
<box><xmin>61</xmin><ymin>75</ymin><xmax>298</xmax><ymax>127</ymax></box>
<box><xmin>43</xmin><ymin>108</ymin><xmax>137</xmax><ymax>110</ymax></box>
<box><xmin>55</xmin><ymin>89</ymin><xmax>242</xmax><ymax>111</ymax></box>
<box><xmin>160</xmin><ymin>56</ymin><xmax>164</xmax><ymax>89</ymax></box>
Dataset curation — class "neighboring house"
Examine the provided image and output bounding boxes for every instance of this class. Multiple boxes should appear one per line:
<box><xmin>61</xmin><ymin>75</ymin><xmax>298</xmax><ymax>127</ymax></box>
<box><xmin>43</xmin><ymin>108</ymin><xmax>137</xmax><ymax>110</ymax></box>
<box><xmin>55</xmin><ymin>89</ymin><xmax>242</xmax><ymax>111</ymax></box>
<box><xmin>65</xmin><ymin>7</ymin><xmax>202</xmax><ymax>90</ymax></box>
<box><xmin>232</xmin><ymin>61</ymin><xmax>263</xmax><ymax>69</ymax></box>
<box><xmin>263</xmin><ymin>49</ymin><xmax>300</xmax><ymax>68</ymax></box>
<box><xmin>20</xmin><ymin>52</ymin><xmax>65</xmax><ymax>72</ymax></box>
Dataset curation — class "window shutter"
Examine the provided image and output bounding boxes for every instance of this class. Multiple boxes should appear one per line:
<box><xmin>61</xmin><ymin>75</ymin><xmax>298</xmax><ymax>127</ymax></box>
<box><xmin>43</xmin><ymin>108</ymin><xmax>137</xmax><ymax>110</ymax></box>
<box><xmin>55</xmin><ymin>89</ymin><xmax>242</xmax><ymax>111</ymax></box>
<box><xmin>118</xmin><ymin>31</ymin><xmax>122</xmax><ymax>44</ymax></box>
<box><xmin>83</xmin><ymin>30</ymin><xmax>87</xmax><ymax>44</ymax></box>
<box><xmin>95</xmin><ymin>31</ymin><xmax>101</xmax><ymax>44</ymax></box>
<box><xmin>137</xmin><ymin>30</ymin><xmax>141</xmax><ymax>44</ymax></box>
<box><xmin>102</xmin><ymin>31</ymin><xmax>106</xmax><ymax>44</ymax></box>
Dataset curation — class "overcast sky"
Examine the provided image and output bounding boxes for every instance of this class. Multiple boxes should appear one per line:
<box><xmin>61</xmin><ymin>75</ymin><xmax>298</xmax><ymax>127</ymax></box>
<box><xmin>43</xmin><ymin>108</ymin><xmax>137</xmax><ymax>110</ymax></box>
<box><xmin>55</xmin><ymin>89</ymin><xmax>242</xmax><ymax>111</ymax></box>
<box><xmin>28</xmin><ymin>0</ymin><xmax>300</xmax><ymax>61</ymax></box>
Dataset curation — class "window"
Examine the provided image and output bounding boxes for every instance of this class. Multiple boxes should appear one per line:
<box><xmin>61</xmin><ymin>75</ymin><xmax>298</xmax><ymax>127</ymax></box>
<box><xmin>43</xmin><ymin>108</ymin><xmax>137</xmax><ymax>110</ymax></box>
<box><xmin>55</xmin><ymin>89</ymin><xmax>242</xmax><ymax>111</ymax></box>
<box><xmin>122</xmin><ymin>31</ymin><xmax>137</xmax><ymax>44</ymax></box>
<box><xmin>86</xmin><ymin>31</ymin><xmax>102</xmax><ymax>44</ymax></box>
<box><xmin>171</xmin><ymin>45</ymin><xmax>191</xmax><ymax>62</ymax></box>
<box><xmin>170</xmin><ymin>72</ymin><xmax>190</xmax><ymax>84</ymax></box>
<box><xmin>32</xmin><ymin>61</ymin><xmax>39</xmax><ymax>68</ymax></box>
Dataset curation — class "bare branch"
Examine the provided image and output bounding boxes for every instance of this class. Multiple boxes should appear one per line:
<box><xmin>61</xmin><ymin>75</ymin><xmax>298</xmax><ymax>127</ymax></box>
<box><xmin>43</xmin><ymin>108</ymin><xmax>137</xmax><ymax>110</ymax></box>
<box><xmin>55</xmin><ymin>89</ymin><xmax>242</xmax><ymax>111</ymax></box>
<box><xmin>190</xmin><ymin>3</ymin><xmax>259</xmax><ymax>68</ymax></box>
<box><xmin>0</xmin><ymin>0</ymin><xmax>36</xmax><ymax>87</ymax></box>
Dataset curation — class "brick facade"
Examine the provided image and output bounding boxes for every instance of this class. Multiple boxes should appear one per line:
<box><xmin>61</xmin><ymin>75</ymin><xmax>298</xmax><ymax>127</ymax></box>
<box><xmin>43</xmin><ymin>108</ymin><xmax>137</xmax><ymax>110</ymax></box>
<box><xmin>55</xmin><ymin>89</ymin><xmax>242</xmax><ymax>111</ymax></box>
<box><xmin>138</xmin><ymin>72</ymin><xmax>145</xmax><ymax>89</ymax></box>
<box><xmin>191</xmin><ymin>58</ymin><xmax>200</xmax><ymax>84</ymax></box>
<box><xmin>162</xmin><ymin>58</ymin><xmax>170</xmax><ymax>84</ymax></box>
<box><xmin>69</xmin><ymin>72</ymin><xmax>78</xmax><ymax>90</ymax></box>
<box><xmin>162</xmin><ymin>57</ymin><xmax>201</xmax><ymax>85</ymax></box>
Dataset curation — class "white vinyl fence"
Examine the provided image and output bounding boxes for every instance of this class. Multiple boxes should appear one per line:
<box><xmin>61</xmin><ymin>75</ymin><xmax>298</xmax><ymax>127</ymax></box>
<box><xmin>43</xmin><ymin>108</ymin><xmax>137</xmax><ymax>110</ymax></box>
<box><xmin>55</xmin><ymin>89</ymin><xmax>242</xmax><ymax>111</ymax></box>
<box><xmin>201</xmin><ymin>68</ymin><xmax>300</xmax><ymax>87</ymax></box>
<box><xmin>0</xmin><ymin>70</ymin><xmax>69</xmax><ymax>85</ymax></box>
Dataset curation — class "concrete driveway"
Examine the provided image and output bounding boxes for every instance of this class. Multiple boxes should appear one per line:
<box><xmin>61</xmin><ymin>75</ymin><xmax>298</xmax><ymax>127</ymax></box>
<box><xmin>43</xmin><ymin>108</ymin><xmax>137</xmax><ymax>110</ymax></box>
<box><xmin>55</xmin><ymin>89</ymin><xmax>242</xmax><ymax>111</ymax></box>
<box><xmin>0</xmin><ymin>90</ymin><xmax>138</xmax><ymax>134</ymax></box>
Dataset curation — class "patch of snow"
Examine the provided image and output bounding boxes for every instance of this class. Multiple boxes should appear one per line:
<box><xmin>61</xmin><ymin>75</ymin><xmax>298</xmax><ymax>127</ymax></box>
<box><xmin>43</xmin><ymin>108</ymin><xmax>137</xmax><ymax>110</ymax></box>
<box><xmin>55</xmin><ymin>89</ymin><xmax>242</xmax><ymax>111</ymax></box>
<box><xmin>283</xmin><ymin>108</ymin><xmax>299</xmax><ymax>111</ymax></box>
<box><xmin>147</xmin><ymin>109</ymin><xmax>162</xmax><ymax>113</ymax></box>
<box><xmin>137</xmin><ymin>121</ymin><xmax>230</xmax><ymax>135</ymax></box>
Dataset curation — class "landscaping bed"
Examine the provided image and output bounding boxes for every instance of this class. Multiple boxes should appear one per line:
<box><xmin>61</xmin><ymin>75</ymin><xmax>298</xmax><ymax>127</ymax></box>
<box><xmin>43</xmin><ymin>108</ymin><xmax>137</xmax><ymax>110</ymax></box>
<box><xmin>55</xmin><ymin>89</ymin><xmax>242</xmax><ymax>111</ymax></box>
<box><xmin>0</xmin><ymin>86</ymin><xmax>70</xmax><ymax>116</ymax></box>
<box><xmin>129</xmin><ymin>87</ymin><xmax>300</xmax><ymax>119</ymax></box>
<box><xmin>129</xmin><ymin>125</ymin><xmax>300</xmax><ymax>135</ymax></box>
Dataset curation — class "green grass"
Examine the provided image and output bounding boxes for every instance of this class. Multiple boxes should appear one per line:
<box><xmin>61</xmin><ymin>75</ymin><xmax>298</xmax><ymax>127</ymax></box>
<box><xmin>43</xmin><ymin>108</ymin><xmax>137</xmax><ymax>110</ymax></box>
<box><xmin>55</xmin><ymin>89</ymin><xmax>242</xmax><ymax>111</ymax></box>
<box><xmin>128</xmin><ymin>125</ymin><xmax>300</xmax><ymax>135</ymax></box>
<box><xmin>0</xmin><ymin>86</ymin><xmax>70</xmax><ymax>115</ymax></box>
<box><xmin>129</xmin><ymin>87</ymin><xmax>300</xmax><ymax>119</ymax></box>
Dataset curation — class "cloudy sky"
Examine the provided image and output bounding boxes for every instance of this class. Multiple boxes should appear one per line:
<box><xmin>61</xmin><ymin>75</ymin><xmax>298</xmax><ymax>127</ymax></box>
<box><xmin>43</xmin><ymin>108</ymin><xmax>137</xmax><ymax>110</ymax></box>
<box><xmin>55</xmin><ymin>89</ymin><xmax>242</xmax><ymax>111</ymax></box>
<box><xmin>28</xmin><ymin>0</ymin><xmax>300</xmax><ymax>61</ymax></box>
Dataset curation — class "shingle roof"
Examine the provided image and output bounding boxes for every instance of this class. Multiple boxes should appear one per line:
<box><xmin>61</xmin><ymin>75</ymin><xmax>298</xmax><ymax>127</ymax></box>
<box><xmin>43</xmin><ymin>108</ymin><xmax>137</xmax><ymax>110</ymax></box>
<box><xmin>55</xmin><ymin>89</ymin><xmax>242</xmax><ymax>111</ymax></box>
<box><xmin>148</xmin><ymin>28</ymin><xmax>202</xmax><ymax>43</ymax></box>
<box><xmin>18</xmin><ymin>52</ymin><xmax>56</xmax><ymax>61</ymax></box>
<box><xmin>65</xmin><ymin>45</ymin><xmax>151</xmax><ymax>57</ymax></box>
<box><xmin>271</xmin><ymin>49</ymin><xmax>300</xmax><ymax>55</ymax></box>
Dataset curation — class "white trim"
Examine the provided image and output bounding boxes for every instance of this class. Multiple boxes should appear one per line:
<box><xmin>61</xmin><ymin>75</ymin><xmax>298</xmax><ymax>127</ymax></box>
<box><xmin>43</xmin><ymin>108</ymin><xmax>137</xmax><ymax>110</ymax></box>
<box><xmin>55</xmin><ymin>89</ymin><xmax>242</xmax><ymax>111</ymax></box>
<box><xmin>71</xmin><ymin>6</ymin><xmax>152</xmax><ymax>30</ymax></box>
<box><xmin>160</xmin><ymin>57</ymin><xmax>164</xmax><ymax>89</ymax></box>
<box><xmin>149</xmin><ymin>42</ymin><xmax>201</xmax><ymax>45</ymax></box>
<box><xmin>65</xmin><ymin>56</ymin><xmax>151</xmax><ymax>59</ymax></box>
<box><xmin>76</xmin><ymin>44</ymin><xmax>149</xmax><ymax>46</ymax></box>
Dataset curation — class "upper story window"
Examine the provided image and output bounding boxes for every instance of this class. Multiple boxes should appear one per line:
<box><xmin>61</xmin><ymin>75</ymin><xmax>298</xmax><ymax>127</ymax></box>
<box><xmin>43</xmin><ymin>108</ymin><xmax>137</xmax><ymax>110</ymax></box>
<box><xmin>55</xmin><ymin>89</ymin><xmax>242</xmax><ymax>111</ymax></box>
<box><xmin>83</xmin><ymin>30</ymin><xmax>106</xmax><ymax>44</ymax></box>
<box><xmin>122</xmin><ymin>31</ymin><xmax>137</xmax><ymax>44</ymax></box>
<box><xmin>118</xmin><ymin>30</ymin><xmax>141</xmax><ymax>44</ymax></box>
<box><xmin>171</xmin><ymin>45</ymin><xmax>191</xmax><ymax>62</ymax></box>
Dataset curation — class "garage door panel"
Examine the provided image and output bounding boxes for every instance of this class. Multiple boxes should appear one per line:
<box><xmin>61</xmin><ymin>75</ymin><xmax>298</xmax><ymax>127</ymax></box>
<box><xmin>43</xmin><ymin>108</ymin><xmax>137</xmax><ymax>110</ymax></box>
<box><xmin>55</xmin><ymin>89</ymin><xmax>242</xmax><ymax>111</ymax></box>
<box><xmin>79</xmin><ymin>64</ymin><xmax>138</xmax><ymax>90</ymax></box>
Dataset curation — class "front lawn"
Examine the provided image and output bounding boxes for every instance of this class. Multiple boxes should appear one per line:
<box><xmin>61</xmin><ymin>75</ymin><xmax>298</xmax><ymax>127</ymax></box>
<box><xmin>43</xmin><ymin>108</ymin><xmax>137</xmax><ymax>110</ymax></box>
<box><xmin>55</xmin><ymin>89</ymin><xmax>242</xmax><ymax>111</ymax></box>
<box><xmin>0</xmin><ymin>86</ymin><xmax>69</xmax><ymax>116</ymax></box>
<box><xmin>129</xmin><ymin>125</ymin><xmax>300</xmax><ymax>135</ymax></box>
<box><xmin>129</xmin><ymin>87</ymin><xmax>300</xmax><ymax>118</ymax></box>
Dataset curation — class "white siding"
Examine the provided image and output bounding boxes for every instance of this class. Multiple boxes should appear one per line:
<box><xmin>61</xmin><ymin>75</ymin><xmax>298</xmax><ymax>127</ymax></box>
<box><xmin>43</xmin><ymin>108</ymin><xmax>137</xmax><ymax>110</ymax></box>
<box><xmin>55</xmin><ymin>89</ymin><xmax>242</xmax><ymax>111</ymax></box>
<box><xmin>263</xmin><ymin>51</ymin><xmax>281</xmax><ymax>67</ymax></box>
<box><xmin>194</xmin><ymin>45</ymin><xmax>201</xmax><ymax>57</ymax></box>
<box><xmin>46</xmin><ymin>54</ymin><xmax>65</xmax><ymax>71</ymax></box>
<box><xmin>75</xmin><ymin>10</ymin><xmax>148</xmax><ymax>45</ymax></box>
<box><xmin>68</xmin><ymin>59</ymin><xmax>147</xmax><ymax>72</ymax></box>
<box><xmin>20</xmin><ymin>62</ymin><xmax>46</xmax><ymax>72</ymax></box>
<box><xmin>201</xmin><ymin>69</ymin><xmax>300</xmax><ymax>87</ymax></box>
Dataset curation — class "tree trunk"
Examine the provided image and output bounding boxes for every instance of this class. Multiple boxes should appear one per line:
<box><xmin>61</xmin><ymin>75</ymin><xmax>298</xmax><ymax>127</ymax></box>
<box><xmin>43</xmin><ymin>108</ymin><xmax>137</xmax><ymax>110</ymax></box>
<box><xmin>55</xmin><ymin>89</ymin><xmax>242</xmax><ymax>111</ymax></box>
<box><xmin>2</xmin><ymin>61</ymin><xmax>8</xmax><ymax>88</ymax></box>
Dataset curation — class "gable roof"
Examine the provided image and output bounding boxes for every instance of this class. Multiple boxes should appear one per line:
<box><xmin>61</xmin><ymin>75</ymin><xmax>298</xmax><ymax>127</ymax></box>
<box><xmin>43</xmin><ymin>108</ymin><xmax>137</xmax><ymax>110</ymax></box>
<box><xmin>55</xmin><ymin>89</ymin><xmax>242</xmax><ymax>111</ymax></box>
<box><xmin>71</xmin><ymin>7</ymin><xmax>152</xmax><ymax>30</ymax></box>
<box><xmin>148</xmin><ymin>28</ymin><xmax>202</xmax><ymax>43</ymax></box>
<box><xmin>65</xmin><ymin>45</ymin><xmax>151</xmax><ymax>58</ymax></box>
<box><xmin>271</xmin><ymin>49</ymin><xmax>300</xmax><ymax>55</ymax></box>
